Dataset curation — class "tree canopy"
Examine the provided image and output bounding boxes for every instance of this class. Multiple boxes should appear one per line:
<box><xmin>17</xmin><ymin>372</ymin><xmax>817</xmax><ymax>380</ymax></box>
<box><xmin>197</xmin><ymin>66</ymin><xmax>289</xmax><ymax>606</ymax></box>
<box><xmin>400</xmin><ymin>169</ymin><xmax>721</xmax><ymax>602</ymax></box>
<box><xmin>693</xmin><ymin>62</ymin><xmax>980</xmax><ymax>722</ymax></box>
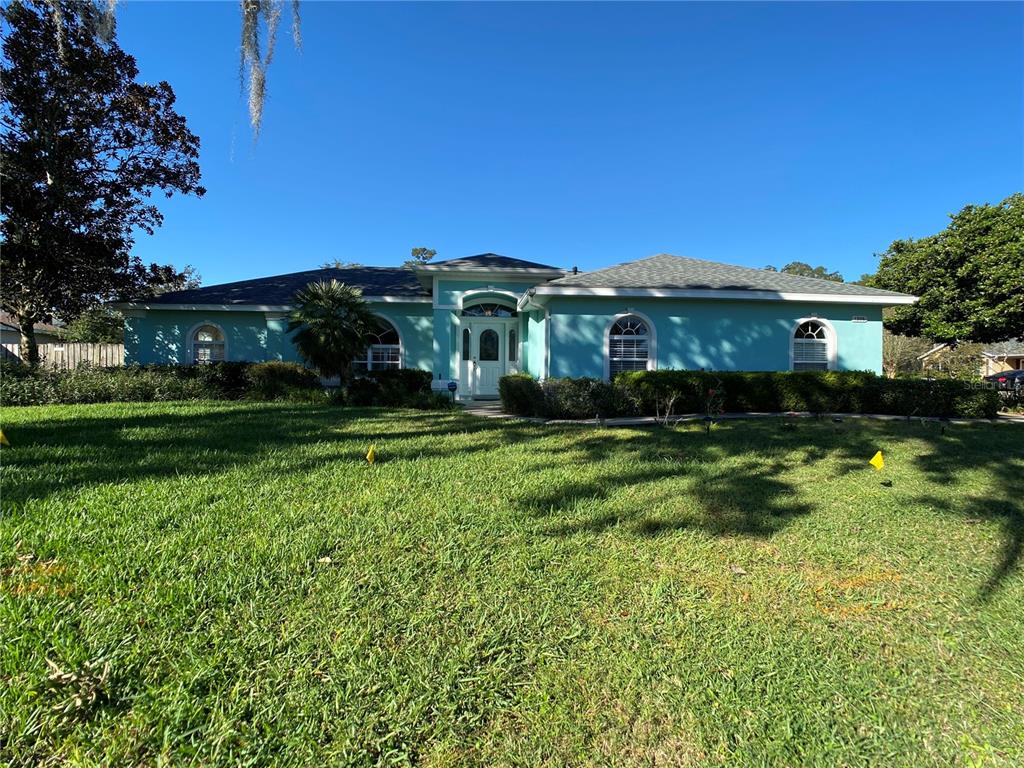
<box><xmin>764</xmin><ymin>262</ymin><xmax>844</xmax><ymax>282</ymax></box>
<box><xmin>869</xmin><ymin>193</ymin><xmax>1023</xmax><ymax>344</ymax></box>
<box><xmin>403</xmin><ymin>247</ymin><xmax>437</xmax><ymax>268</ymax></box>
<box><xmin>1</xmin><ymin>0</ymin><xmax>205</xmax><ymax>361</ymax></box>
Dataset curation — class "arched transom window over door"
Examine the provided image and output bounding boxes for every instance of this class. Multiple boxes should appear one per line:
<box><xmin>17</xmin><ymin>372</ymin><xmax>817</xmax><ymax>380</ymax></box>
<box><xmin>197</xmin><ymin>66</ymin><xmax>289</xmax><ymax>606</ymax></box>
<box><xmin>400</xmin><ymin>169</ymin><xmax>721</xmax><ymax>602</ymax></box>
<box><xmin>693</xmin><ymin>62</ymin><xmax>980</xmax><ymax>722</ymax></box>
<box><xmin>192</xmin><ymin>324</ymin><xmax>225</xmax><ymax>363</ymax></box>
<box><xmin>354</xmin><ymin>318</ymin><xmax>401</xmax><ymax>373</ymax></box>
<box><xmin>608</xmin><ymin>315</ymin><xmax>652</xmax><ymax>377</ymax></box>
<box><xmin>792</xmin><ymin>320</ymin><xmax>831</xmax><ymax>370</ymax></box>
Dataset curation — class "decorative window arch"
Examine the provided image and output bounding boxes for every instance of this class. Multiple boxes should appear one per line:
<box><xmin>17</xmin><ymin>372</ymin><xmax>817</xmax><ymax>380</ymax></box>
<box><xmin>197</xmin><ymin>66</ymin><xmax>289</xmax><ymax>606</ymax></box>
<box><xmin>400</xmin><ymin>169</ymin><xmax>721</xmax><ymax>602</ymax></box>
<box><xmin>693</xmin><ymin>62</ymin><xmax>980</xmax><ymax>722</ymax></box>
<box><xmin>190</xmin><ymin>323</ymin><xmax>226</xmax><ymax>364</ymax></box>
<box><xmin>353</xmin><ymin>316</ymin><xmax>402</xmax><ymax>373</ymax></box>
<box><xmin>605</xmin><ymin>312</ymin><xmax>656</xmax><ymax>379</ymax></box>
<box><xmin>790</xmin><ymin>318</ymin><xmax>836</xmax><ymax>371</ymax></box>
<box><xmin>461</xmin><ymin>301</ymin><xmax>517</xmax><ymax>318</ymax></box>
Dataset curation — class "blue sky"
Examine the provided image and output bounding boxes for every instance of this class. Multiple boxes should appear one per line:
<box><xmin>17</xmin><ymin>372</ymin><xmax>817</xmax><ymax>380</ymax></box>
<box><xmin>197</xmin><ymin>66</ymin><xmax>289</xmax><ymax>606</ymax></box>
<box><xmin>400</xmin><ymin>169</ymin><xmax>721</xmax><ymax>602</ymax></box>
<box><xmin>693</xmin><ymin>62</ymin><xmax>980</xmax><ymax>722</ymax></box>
<box><xmin>115</xmin><ymin>1</ymin><xmax>1022</xmax><ymax>286</ymax></box>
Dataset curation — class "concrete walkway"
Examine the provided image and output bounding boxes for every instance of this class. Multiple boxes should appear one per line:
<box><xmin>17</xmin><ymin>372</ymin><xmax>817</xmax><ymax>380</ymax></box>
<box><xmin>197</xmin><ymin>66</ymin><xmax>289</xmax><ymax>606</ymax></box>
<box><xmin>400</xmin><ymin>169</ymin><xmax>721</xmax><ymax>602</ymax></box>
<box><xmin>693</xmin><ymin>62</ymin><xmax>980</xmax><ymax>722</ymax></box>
<box><xmin>457</xmin><ymin>401</ymin><xmax>1024</xmax><ymax>427</ymax></box>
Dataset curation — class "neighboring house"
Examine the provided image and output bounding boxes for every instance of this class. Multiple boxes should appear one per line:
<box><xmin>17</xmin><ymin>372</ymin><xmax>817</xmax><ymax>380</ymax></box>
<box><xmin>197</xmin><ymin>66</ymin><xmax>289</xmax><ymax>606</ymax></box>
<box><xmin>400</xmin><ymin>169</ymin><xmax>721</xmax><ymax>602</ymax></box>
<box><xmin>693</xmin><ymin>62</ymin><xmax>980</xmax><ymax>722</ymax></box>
<box><xmin>0</xmin><ymin>311</ymin><xmax>63</xmax><ymax>360</ymax></box>
<box><xmin>918</xmin><ymin>340</ymin><xmax>1024</xmax><ymax>377</ymax></box>
<box><xmin>116</xmin><ymin>253</ymin><xmax>916</xmax><ymax>400</ymax></box>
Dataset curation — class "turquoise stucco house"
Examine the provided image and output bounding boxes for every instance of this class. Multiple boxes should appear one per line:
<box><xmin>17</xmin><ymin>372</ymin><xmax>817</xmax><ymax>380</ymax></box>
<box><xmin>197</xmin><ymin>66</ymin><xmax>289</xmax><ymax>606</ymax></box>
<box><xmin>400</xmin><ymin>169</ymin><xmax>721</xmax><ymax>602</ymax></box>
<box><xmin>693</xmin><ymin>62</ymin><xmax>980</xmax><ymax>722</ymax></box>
<box><xmin>119</xmin><ymin>253</ymin><xmax>916</xmax><ymax>400</ymax></box>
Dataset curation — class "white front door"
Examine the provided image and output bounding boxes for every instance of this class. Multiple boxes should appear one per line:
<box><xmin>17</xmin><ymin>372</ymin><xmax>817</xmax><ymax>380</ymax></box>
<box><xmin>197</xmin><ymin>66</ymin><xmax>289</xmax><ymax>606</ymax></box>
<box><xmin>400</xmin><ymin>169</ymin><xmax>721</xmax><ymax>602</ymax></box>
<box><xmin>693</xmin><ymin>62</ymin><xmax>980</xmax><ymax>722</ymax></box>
<box><xmin>472</xmin><ymin>321</ymin><xmax>505</xmax><ymax>398</ymax></box>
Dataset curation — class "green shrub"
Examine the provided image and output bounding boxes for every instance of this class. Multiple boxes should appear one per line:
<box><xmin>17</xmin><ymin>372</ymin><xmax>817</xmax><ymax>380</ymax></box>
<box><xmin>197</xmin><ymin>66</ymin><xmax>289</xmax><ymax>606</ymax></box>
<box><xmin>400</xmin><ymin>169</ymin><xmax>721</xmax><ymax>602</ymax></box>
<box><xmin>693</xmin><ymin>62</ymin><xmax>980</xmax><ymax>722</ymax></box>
<box><xmin>541</xmin><ymin>377</ymin><xmax>632</xmax><ymax>420</ymax></box>
<box><xmin>244</xmin><ymin>361</ymin><xmax>321</xmax><ymax>401</ymax></box>
<box><xmin>345</xmin><ymin>377</ymin><xmax>383</xmax><ymax>407</ymax></box>
<box><xmin>615</xmin><ymin>370</ymin><xmax>999</xmax><ymax>420</ymax></box>
<box><xmin>498</xmin><ymin>374</ymin><xmax>545</xmax><ymax>417</ymax></box>
<box><xmin>364</xmin><ymin>368</ymin><xmax>433</xmax><ymax>406</ymax></box>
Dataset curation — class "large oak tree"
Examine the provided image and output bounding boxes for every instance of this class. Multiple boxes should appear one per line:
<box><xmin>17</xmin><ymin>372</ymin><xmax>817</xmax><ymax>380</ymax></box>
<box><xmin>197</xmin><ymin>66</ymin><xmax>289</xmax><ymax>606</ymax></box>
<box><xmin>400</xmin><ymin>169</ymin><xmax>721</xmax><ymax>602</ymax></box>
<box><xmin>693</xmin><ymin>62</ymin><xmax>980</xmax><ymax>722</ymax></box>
<box><xmin>869</xmin><ymin>194</ymin><xmax>1023</xmax><ymax>344</ymax></box>
<box><xmin>1</xmin><ymin>0</ymin><xmax>205</xmax><ymax>362</ymax></box>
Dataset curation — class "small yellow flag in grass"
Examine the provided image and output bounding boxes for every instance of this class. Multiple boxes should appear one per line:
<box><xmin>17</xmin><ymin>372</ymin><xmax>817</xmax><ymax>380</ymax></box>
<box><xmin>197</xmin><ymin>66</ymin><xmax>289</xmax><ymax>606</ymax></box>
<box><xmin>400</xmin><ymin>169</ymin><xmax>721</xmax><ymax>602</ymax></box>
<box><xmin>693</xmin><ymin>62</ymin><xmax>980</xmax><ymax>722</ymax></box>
<box><xmin>869</xmin><ymin>450</ymin><xmax>884</xmax><ymax>471</ymax></box>
<box><xmin>0</xmin><ymin>429</ymin><xmax>9</xmax><ymax>447</ymax></box>
<box><xmin>366</xmin><ymin>445</ymin><xmax>376</xmax><ymax>465</ymax></box>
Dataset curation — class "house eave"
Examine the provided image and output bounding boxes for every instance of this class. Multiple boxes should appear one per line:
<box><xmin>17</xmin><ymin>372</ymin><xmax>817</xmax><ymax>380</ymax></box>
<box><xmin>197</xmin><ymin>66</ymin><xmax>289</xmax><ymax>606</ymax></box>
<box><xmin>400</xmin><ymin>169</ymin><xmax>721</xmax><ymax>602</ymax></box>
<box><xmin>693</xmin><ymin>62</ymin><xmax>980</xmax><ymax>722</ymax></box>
<box><xmin>113</xmin><ymin>295</ymin><xmax>432</xmax><ymax>312</ymax></box>
<box><xmin>528</xmin><ymin>286</ymin><xmax>918</xmax><ymax>305</ymax></box>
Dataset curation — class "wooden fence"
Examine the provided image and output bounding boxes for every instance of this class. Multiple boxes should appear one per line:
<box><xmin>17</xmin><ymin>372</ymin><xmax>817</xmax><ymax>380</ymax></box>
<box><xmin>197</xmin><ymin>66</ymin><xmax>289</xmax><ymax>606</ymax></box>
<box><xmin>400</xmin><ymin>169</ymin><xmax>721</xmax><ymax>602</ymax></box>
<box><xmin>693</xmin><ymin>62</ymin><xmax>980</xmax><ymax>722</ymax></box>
<box><xmin>1</xmin><ymin>342</ymin><xmax>124</xmax><ymax>370</ymax></box>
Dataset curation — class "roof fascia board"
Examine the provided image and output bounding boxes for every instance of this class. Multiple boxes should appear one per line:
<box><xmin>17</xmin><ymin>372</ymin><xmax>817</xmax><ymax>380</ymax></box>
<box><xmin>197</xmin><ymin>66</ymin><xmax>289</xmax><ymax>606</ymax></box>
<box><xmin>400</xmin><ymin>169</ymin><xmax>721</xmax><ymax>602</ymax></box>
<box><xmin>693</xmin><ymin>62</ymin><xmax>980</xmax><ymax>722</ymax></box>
<box><xmin>530</xmin><ymin>286</ymin><xmax>917</xmax><ymax>305</ymax></box>
<box><xmin>114</xmin><ymin>296</ymin><xmax>432</xmax><ymax>312</ymax></box>
<box><xmin>413</xmin><ymin>266</ymin><xmax>565</xmax><ymax>277</ymax></box>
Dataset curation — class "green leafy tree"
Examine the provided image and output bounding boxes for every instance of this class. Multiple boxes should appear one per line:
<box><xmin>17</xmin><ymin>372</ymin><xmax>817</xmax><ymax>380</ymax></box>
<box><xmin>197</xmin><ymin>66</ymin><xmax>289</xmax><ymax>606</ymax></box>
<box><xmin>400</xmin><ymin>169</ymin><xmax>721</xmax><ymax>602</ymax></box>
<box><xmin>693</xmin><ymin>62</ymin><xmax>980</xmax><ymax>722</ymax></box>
<box><xmin>287</xmin><ymin>280</ymin><xmax>377</xmax><ymax>380</ymax></box>
<box><xmin>404</xmin><ymin>247</ymin><xmax>437</xmax><ymax>268</ymax></box>
<box><xmin>764</xmin><ymin>262</ymin><xmax>844</xmax><ymax>282</ymax></box>
<box><xmin>61</xmin><ymin>307</ymin><xmax>124</xmax><ymax>344</ymax></box>
<box><xmin>320</xmin><ymin>259</ymin><xmax>364</xmax><ymax>269</ymax></box>
<box><xmin>0</xmin><ymin>0</ymin><xmax>205</xmax><ymax>362</ymax></box>
<box><xmin>869</xmin><ymin>194</ymin><xmax>1024</xmax><ymax>344</ymax></box>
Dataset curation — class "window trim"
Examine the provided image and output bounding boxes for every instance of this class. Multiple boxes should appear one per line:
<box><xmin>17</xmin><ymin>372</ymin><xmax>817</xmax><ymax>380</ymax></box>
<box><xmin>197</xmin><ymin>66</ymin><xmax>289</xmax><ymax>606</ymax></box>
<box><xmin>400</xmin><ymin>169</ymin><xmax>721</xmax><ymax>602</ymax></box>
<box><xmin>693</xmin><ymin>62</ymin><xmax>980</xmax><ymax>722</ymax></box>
<box><xmin>354</xmin><ymin>314</ymin><xmax>404</xmax><ymax>372</ymax></box>
<box><xmin>789</xmin><ymin>317</ymin><xmax>837</xmax><ymax>371</ymax></box>
<box><xmin>187</xmin><ymin>321</ymin><xmax>227</xmax><ymax>364</ymax></box>
<box><xmin>603</xmin><ymin>310</ymin><xmax>656</xmax><ymax>380</ymax></box>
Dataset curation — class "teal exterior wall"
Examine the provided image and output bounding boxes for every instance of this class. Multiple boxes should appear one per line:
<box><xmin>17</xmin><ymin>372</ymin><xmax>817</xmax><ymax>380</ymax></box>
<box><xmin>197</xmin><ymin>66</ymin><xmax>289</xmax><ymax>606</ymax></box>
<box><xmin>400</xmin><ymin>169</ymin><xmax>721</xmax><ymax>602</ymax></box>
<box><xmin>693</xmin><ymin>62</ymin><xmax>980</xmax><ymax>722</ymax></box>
<box><xmin>124</xmin><ymin>310</ymin><xmax>274</xmax><ymax>365</ymax></box>
<box><xmin>124</xmin><ymin>288</ymin><xmax>884</xmax><ymax>377</ymax></box>
<box><xmin>544</xmin><ymin>298</ymin><xmax>883</xmax><ymax>377</ymax></box>
<box><xmin>125</xmin><ymin>302</ymin><xmax>434</xmax><ymax>369</ymax></box>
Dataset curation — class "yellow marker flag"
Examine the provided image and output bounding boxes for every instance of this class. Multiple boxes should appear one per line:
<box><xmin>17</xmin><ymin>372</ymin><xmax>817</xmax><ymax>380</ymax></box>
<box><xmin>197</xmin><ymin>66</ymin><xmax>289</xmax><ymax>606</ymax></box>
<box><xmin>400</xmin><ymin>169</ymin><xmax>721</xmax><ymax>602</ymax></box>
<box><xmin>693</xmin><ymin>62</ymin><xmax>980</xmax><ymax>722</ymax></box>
<box><xmin>366</xmin><ymin>445</ymin><xmax>375</xmax><ymax>465</ymax></box>
<box><xmin>0</xmin><ymin>429</ymin><xmax>9</xmax><ymax>447</ymax></box>
<box><xmin>869</xmin><ymin>450</ymin><xmax>884</xmax><ymax>471</ymax></box>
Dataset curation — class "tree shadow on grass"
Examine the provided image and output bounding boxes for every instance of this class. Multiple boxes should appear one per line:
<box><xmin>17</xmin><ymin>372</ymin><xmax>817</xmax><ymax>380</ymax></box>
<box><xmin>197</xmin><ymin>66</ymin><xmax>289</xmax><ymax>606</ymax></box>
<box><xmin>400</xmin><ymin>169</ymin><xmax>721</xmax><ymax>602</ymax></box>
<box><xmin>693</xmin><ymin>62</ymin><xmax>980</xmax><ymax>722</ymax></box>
<box><xmin>4</xmin><ymin>404</ymin><xmax>1019</xmax><ymax>599</ymax></box>
<box><xmin>515</xmin><ymin>418</ymin><xmax>1023</xmax><ymax>599</ymax></box>
<box><xmin>901</xmin><ymin>423</ymin><xmax>1024</xmax><ymax>600</ymax></box>
<box><xmin>0</xmin><ymin>404</ymin><xmax>532</xmax><ymax>506</ymax></box>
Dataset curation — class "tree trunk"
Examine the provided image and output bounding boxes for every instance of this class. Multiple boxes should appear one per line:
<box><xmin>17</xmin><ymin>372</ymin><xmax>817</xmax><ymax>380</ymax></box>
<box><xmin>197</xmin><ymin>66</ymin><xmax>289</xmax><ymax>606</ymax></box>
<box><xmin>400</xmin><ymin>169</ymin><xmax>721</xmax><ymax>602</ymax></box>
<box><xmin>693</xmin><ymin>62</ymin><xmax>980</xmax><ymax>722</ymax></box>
<box><xmin>17</xmin><ymin>316</ymin><xmax>39</xmax><ymax>365</ymax></box>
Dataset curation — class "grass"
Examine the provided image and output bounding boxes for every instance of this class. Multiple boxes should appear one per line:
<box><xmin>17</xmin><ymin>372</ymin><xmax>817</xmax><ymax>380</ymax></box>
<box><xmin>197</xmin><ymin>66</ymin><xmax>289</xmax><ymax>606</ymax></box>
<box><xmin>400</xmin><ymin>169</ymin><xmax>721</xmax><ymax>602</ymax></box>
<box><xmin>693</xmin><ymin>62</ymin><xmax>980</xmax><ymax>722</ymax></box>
<box><xmin>1</xmin><ymin>401</ymin><xmax>1022</xmax><ymax>767</ymax></box>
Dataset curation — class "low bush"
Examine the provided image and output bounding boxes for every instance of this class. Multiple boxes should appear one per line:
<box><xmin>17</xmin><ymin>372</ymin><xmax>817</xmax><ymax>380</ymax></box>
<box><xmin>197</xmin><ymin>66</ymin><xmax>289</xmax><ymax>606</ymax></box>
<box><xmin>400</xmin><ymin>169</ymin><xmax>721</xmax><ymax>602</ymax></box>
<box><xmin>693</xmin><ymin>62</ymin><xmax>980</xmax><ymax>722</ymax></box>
<box><xmin>341</xmin><ymin>369</ymin><xmax>439</xmax><ymax>408</ymax></box>
<box><xmin>620</xmin><ymin>370</ymin><xmax>1000</xmax><ymax>419</ymax></box>
<box><xmin>244</xmin><ymin>361</ymin><xmax>322</xmax><ymax>401</ymax></box>
<box><xmin>497</xmin><ymin>369</ymin><xmax>1000</xmax><ymax>420</ymax></box>
<box><xmin>542</xmin><ymin>377</ymin><xmax>633</xmax><ymax>420</ymax></box>
<box><xmin>0</xmin><ymin>361</ymin><xmax>210</xmax><ymax>406</ymax></box>
<box><xmin>498</xmin><ymin>374</ymin><xmax>545</xmax><ymax>417</ymax></box>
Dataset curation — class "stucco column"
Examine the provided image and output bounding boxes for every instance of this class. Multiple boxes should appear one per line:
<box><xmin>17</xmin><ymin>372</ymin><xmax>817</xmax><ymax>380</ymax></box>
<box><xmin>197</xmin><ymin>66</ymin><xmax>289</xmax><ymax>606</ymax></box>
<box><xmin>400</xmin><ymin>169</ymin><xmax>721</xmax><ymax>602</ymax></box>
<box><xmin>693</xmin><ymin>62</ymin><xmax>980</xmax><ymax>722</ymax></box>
<box><xmin>431</xmin><ymin>307</ymin><xmax>454</xmax><ymax>389</ymax></box>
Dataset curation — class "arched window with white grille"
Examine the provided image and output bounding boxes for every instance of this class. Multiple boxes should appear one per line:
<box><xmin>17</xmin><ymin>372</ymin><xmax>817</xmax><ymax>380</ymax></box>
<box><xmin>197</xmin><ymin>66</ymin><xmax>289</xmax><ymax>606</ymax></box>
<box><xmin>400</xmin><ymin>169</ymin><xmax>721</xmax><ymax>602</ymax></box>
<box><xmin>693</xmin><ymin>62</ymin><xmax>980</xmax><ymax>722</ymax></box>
<box><xmin>606</xmin><ymin>314</ymin><xmax>654</xmax><ymax>379</ymax></box>
<box><xmin>791</xmin><ymin>319</ymin><xmax>834</xmax><ymax>371</ymax></box>
<box><xmin>191</xmin><ymin>323</ymin><xmax>225</xmax><ymax>364</ymax></box>
<box><xmin>353</xmin><ymin>317</ymin><xmax>402</xmax><ymax>373</ymax></box>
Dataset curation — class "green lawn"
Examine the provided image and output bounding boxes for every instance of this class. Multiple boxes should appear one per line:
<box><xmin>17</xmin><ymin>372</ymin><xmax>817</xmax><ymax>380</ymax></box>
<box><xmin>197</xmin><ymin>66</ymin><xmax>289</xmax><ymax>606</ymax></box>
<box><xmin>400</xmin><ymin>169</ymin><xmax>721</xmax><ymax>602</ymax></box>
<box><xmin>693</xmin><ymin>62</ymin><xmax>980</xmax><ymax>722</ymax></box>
<box><xmin>1</xmin><ymin>402</ymin><xmax>1022</xmax><ymax>767</ymax></box>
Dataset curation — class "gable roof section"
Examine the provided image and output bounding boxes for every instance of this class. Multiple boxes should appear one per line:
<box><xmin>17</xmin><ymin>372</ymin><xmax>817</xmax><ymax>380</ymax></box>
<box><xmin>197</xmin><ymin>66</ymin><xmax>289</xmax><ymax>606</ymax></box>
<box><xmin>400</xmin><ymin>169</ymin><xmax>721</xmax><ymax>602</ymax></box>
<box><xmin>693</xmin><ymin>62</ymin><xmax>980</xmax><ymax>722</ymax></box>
<box><xmin>134</xmin><ymin>266</ymin><xmax>429</xmax><ymax>308</ymax></box>
<box><xmin>531</xmin><ymin>254</ymin><xmax>916</xmax><ymax>305</ymax></box>
<box><xmin>0</xmin><ymin>311</ymin><xmax>63</xmax><ymax>335</ymax></box>
<box><xmin>414</xmin><ymin>253</ymin><xmax>563</xmax><ymax>272</ymax></box>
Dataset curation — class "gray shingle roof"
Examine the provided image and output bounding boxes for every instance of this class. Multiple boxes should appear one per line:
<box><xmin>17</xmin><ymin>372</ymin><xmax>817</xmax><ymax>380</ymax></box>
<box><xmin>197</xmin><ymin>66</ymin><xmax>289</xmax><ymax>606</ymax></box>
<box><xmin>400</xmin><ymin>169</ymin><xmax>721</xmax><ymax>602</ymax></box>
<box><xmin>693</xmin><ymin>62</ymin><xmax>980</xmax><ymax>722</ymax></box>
<box><xmin>984</xmin><ymin>339</ymin><xmax>1024</xmax><ymax>356</ymax></box>
<box><xmin>424</xmin><ymin>253</ymin><xmax>562</xmax><ymax>270</ymax></box>
<box><xmin>548</xmin><ymin>253</ymin><xmax>914</xmax><ymax>298</ymax></box>
<box><xmin>147</xmin><ymin>266</ymin><xmax>428</xmax><ymax>306</ymax></box>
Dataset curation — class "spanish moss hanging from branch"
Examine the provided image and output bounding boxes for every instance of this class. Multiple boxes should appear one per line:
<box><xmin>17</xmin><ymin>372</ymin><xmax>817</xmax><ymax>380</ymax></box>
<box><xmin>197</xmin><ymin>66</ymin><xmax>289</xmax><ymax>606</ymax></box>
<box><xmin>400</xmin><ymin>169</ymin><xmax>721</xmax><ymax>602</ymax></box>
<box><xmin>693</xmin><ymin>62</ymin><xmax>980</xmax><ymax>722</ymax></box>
<box><xmin>240</xmin><ymin>0</ymin><xmax>301</xmax><ymax>137</ymax></box>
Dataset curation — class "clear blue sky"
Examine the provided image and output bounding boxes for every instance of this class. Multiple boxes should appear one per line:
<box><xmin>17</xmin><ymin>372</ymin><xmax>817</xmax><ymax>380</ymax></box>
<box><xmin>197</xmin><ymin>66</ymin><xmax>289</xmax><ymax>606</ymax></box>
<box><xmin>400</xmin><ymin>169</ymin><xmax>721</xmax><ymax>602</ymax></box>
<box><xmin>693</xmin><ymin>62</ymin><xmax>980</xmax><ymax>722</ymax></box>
<box><xmin>115</xmin><ymin>1</ymin><xmax>1022</xmax><ymax>286</ymax></box>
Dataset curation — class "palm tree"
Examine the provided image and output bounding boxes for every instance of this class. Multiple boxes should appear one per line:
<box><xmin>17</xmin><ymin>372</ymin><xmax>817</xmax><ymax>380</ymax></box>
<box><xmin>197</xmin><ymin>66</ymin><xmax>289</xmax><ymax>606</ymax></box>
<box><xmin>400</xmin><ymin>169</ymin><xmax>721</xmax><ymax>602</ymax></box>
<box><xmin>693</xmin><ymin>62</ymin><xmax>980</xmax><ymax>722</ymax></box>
<box><xmin>287</xmin><ymin>280</ymin><xmax>376</xmax><ymax>381</ymax></box>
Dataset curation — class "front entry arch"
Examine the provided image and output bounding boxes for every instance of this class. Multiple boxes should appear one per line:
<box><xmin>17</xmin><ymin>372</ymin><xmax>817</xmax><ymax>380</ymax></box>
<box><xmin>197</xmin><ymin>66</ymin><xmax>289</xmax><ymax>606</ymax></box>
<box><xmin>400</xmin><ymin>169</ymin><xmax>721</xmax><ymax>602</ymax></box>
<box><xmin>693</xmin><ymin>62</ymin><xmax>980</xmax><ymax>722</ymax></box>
<box><xmin>459</xmin><ymin>297</ymin><xmax>519</xmax><ymax>398</ymax></box>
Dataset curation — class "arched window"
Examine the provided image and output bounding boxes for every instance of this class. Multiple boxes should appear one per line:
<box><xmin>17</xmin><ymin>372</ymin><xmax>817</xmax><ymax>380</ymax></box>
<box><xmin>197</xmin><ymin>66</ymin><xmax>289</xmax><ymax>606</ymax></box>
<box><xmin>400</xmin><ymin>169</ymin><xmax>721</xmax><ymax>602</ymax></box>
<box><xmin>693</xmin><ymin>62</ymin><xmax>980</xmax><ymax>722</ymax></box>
<box><xmin>192</xmin><ymin>324</ymin><xmax>225</xmax><ymax>363</ymax></box>
<box><xmin>508</xmin><ymin>329</ymin><xmax>517</xmax><ymax>363</ymax></box>
<box><xmin>462</xmin><ymin>328</ymin><xmax>471</xmax><ymax>360</ymax></box>
<box><xmin>462</xmin><ymin>302</ymin><xmax>516</xmax><ymax>318</ymax></box>
<box><xmin>607</xmin><ymin>315</ymin><xmax>652</xmax><ymax>377</ymax></box>
<box><xmin>792</xmin><ymin>320</ymin><xmax>830</xmax><ymax>371</ymax></box>
<box><xmin>353</xmin><ymin>318</ymin><xmax>401</xmax><ymax>373</ymax></box>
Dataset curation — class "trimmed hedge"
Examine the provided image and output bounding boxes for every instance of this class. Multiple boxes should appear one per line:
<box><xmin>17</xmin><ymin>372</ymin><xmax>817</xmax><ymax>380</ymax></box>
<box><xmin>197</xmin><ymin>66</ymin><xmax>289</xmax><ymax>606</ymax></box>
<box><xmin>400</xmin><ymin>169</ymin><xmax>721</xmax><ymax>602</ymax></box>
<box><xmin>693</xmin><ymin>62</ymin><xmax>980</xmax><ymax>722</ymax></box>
<box><xmin>498</xmin><ymin>370</ymin><xmax>1000</xmax><ymax>420</ymax></box>
<box><xmin>0</xmin><ymin>360</ymin><xmax>442</xmax><ymax>409</ymax></box>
